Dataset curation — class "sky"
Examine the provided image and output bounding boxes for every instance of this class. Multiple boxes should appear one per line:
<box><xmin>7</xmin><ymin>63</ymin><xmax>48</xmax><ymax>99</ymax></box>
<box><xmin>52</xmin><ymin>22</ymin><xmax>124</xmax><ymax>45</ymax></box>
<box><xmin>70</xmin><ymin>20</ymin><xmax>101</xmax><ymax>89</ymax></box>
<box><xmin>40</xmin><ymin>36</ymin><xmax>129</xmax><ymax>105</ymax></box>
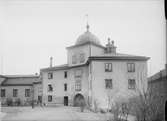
<box><xmin>0</xmin><ymin>0</ymin><xmax>166</xmax><ymax>76</ymax></box>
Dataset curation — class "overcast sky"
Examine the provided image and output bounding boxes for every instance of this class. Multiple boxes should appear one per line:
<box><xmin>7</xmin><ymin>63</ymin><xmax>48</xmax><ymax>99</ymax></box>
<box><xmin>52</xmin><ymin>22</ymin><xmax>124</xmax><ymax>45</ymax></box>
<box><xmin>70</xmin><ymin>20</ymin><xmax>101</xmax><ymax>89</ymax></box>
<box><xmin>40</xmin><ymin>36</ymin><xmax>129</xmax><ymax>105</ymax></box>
<box><xmin>0</xmin><ymin>0</ymin><xmax>166</xmax><ymax>76</ymax></box>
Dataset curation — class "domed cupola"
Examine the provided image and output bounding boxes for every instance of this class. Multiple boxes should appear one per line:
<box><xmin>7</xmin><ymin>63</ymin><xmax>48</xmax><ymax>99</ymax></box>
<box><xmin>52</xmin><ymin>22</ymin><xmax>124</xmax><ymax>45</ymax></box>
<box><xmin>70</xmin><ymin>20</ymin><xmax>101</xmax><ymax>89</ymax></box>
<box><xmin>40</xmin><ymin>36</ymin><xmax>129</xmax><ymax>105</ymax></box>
<box><xmin>75</xmin><ymin>24</ymin><xmax>101</xmax><ymax>46</ymax></box>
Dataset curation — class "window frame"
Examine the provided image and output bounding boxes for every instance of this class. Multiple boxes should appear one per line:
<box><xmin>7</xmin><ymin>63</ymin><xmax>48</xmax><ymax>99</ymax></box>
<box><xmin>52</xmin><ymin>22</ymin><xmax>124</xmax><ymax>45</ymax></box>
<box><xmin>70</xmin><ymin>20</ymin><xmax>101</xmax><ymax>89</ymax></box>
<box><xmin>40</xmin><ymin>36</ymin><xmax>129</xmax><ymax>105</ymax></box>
<box><xmin>1</xmin><ymin>89</ymin><xmax>5</xmax><ymax>97</ymax></box>
<box><xmin>127</xmin><ymin>63</ymin><xmax>135</xmax><ymax>72</ymax></box>
<box><xmin>74</xmin><ymin>69</ymin><xmax>83</xmax><ymax>78</ymax></box>
<box><xmin>48</xmin><ymin>95</ymin><xmax>52</xmax><ymax>102</ymax></box>
<box><xmin>64</xmin><ymin>71</ymin><xmax>67</xmax><ymax>78</ymax></box>
<box><xmin>64</xmin><ymin>83</ymin><xmax>67</xmax><ymax>91</ymax></box>
<box><xmin>25</xmin><ymin>89</ymin><xmax>31</xmax><ymax>97</ymax></box>
<box><xmin>13</xmin><ymin>89</ymin><xmax>18</xmax><ymax>97</ymax></box>
<box><xmin>105</xmin><ymin>63</ymin><xmax>112</xmax><ymax>72</ymax></box>
<box><xmin>72</xmin><ymin>55</ymin><xmax>77</xmax><ymax>64</ymax></box>
<box><xmin>48</xmin><ymin>84</ymin><xmax>53</xmax><ymax>92</ymax></box>
<box><xmin>128</xmin><ymin>79</ymin><xmax>136</xmax><ymax>89</ymax></box>
<box><xmin>75</xmin><ymin>80</ymin><xmax>81</xmax><ymax>91</ymax></box>
<box><xmin>79</xmin><ymin>53</ymin><xmax>85</xmax><ymax>63</ymax></box>
<box><xmin>48</xmin><ymin>72</ymin><xmax>53</xmax><ymax>79</ymax></box>
<box><xmin>105</xmin><ymin>79</ymin><xmax>113</xmax><ymax>89</ymax></box>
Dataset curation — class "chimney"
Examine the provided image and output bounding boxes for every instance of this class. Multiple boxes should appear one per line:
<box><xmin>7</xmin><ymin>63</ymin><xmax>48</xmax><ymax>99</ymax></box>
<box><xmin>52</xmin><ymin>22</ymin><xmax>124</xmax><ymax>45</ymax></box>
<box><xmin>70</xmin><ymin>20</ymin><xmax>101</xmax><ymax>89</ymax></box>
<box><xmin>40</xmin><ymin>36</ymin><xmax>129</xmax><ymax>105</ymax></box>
<box><xmin>50</xmin><ymin>57</ymin><xmax>53</xmax><ymax>67</ymax></box>
<box><xmin>105</xmin><ymin>38</ymin><xmax>116</xmax><ymax>54</ymax></box>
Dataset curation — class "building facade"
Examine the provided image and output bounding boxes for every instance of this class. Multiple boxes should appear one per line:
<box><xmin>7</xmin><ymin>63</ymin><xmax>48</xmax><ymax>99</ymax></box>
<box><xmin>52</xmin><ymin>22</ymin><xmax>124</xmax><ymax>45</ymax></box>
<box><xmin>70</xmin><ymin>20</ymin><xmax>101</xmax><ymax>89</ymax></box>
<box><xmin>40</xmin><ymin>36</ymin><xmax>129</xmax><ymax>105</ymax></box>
<box><xmin>0</xmin><ymin>75</ymin><xmax>42</xmax><ymax>106</ymax></box>
<box><xmin>148</xmin><ymin>69</ymin><xmax>167</xmax><ymax>120</ymax></box>
<box><xmin>40</xmin><ymin>25</ymin><xmax>149</xmax><ymax>109</ymax></box>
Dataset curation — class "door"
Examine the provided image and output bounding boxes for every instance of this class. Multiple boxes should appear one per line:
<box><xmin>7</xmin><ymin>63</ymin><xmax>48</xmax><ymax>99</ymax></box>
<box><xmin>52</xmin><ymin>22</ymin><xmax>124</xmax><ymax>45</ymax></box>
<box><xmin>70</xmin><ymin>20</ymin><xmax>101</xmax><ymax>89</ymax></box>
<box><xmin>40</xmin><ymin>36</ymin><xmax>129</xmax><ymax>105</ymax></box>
<box><xmin>38</xmin><ymin>96</ymin><xmax>42</xmax><ymax>104</ymax></box>
<box><xmin>64</xmin><ymin>96</ymin><xmax>68</xmax><ymax>106</ymax></box>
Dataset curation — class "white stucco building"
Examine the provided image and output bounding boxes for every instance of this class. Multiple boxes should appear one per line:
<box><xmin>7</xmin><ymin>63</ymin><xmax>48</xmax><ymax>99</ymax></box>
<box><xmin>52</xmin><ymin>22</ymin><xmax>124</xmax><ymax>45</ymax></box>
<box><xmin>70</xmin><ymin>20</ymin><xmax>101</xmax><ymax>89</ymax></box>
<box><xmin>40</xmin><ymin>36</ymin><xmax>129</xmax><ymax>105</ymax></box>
<box><xmin>40</xmin><ymin>25</ymin><xmax>150</xmax><ymax>109</ymax></box>
<box><xmin>0</xmin><ymin>75</ymin><xmax>42</xmax><ymax>106</ymax></box>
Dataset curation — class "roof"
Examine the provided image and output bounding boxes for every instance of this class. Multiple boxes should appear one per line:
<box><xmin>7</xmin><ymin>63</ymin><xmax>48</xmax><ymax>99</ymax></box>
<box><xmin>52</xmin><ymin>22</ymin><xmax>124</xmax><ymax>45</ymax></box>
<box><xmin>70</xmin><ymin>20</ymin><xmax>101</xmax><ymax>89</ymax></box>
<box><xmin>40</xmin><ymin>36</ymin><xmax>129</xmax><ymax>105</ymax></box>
<box><xmin>0</xmin><ymin>74</ymin><xmax>41</xmax><ymax>86</ymax></box>
<box><xmin>41</xmin><ymin>54</ymin><xmax>149</xmax><ymax>72</ymax></box>
<box><xmin>89</xmin><ymin>53</ymin><xmax>150</xmax><ymax>61</ymax></box>
<box><xmin>148</xmin><ymin>69</ymin><xmax>167</xmax><ymax>82</ymax></box>
<box><xmin>3</xmin><ymin>75</ymin><xmax>39</xmax><ymax>78</ymax></box>
<box><xmin>75</xmin><ymin>30</ymin><xmax>101</xmax><ymax>46</ymax></box>
<box><xmin>40</xmin><ymin>63</ymin><xmax>88</xmax><ymax>72</ymax></box>
<box><xmin>66</xmin><ymin>41</ymin><xmax>105</xmax><ymax>50</ymax></box>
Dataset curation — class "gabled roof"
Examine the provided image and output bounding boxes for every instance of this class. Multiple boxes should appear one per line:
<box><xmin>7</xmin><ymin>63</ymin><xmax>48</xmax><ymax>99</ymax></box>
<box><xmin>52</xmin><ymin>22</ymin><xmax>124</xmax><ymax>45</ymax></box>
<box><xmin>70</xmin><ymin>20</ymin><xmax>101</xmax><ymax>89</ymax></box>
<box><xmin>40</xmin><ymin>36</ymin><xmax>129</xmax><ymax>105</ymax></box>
<box><xmin>148</xmin><ymin>69</ymin><xmax>167</xmax><ymax>82</ymax></box>
<box><xmin>0</xmin><ymin>74</ymin><xmax>41</xmax><ymax>86</ymax></box>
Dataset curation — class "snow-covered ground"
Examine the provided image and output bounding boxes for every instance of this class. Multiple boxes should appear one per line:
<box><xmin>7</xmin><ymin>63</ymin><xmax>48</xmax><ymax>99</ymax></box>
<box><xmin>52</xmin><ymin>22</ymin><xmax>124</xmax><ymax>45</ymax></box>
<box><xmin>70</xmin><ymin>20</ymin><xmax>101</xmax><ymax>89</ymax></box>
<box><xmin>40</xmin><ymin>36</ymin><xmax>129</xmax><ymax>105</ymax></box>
<box><xmin>1</xmin><ymin>106</ymin><xmax>136</xmax><ymax>121</ymax></box>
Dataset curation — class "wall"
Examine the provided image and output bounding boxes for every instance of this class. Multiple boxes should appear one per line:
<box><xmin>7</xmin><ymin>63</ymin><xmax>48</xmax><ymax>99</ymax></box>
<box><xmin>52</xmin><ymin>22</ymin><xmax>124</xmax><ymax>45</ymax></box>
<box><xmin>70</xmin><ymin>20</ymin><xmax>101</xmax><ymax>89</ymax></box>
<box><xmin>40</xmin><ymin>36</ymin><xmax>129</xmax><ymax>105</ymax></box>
<box><xmin>0</xmin><ymin>86</ymin><xmax>32</xmax><ymax>105</ymax></box>
<box><xmin>41</xmin><ymin>65</ymin><xmax>89</xmax><ymax>106</ymax></box>
<box><xmin>91</xmin><ymin>60</ymin><xmax>148</xmax><ymax>109</ymax></box>
<box><xmin>33</xmin><ymin>83</ymin><xmax>43</xmax><ymax>101</ymax></box>
<box><xmin>67</xmin><ymin>45</ymin><xmax>90</xmax><ymax>66</ymax></box>
<box><xmin>67</xmin><ymin>44</ymin><xmax>104</xmax><ymax>66</ymax></box>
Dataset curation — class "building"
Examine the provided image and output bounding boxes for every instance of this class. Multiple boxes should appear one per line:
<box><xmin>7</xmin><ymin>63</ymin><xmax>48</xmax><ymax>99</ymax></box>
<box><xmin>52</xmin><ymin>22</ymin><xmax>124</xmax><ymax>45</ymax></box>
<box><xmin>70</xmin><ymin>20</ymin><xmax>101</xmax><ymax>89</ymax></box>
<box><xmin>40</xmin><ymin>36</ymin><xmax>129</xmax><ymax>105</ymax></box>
<box><xmin>40</xmin><ymin>25</ymin><xmax>150</xmax><ymax>109</ymax></box>
<box><xmin>0</xmin><ymin>75</ymin><xmax>42</xmax><ymax>106</ymax></box>
<box><xmin>148</xmin><ymin>68</ymin><xmax>167</xmax><ymax>120</ymax></box>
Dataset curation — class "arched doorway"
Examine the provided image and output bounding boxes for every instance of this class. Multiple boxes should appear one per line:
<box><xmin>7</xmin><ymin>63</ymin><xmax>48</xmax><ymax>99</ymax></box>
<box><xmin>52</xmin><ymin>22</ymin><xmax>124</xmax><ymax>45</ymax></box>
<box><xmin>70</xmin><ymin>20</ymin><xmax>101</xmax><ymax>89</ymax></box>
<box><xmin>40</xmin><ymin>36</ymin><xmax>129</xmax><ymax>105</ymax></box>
<box><xmin>73</xmin><ymin>93</ymin><xmax>85</xmax><ymax>107</ymax></box>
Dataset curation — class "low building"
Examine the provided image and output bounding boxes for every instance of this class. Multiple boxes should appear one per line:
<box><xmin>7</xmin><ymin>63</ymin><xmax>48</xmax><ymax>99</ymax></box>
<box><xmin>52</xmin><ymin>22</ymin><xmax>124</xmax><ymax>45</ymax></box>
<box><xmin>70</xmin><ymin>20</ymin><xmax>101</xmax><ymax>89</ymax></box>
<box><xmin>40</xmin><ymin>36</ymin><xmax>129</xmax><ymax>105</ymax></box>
<box><xmin>40</xmin><ymin>25</ymin><xmax>150</xmax><ymax>109</ymax></box>
<box><xmin>148</xmin><ymin>68</ymin><xmax>167</xmax><ymax>120</ymax></box>
<box><xmin>0</xmin><ymin>75</ymin><xmax>42</xmax><ymax>106</ymax></box>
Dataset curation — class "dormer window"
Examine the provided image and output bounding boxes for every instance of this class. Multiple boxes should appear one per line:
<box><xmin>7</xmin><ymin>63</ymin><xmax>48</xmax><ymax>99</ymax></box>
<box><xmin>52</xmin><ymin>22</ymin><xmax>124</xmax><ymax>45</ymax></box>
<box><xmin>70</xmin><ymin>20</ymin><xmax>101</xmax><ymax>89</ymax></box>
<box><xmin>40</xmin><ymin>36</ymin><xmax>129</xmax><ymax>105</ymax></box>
<box><xmin>72</xmin><ymin>55</ymin><xmax>77</xmax><ymax>64</ymax></box>
<box><xmin>80</xmin><ymin>53</ymin><xmax>85</xmax><ymax>63</ymax></box>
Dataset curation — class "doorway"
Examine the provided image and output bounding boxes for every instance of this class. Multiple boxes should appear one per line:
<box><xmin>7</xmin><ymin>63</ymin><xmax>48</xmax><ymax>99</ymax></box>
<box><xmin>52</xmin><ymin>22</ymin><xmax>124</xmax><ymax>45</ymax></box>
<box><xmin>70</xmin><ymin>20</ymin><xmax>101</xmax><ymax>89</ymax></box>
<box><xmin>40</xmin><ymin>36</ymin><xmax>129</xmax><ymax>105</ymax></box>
<box><xmin>38</xmin><ymin>96</ymin><xmax>42</xmax><ymax>104</ymax></box>
<box><xmin>64</xmin><ymin>96</ymin><xmax>68</xmax><ymax>106</ymax></box>
<box><xmin>73</xmin><ymin>93</ymin><xmax>85</xmax><ymax>107</ymax></box>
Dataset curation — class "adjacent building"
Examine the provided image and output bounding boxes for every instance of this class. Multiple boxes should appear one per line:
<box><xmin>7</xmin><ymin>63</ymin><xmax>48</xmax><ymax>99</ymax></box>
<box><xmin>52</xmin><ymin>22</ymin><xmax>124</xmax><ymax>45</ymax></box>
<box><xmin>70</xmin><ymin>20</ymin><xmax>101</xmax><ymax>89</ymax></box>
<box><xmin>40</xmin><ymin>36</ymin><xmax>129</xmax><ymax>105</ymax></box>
<box><xmin>0</xmin><ymin>75</ymin><xmax>42</xmax><ymax>106</ymax></box>
<box><xmin>148</xmin><ymin>68</ymin><xmax>167</xmax><ymax>120</ymax></box>
<box><xmin>40</xmin><ymin>25</ymin><xmax>149</xmax><ymax>109</ymax></box>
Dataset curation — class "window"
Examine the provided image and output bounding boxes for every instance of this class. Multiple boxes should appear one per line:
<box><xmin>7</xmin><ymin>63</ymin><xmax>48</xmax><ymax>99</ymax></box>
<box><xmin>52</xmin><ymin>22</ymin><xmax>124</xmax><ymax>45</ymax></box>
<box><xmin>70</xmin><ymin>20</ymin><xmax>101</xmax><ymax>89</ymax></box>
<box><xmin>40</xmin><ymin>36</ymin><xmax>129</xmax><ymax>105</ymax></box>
<box><xmin>72</xmin><ymin>55</ymin><xmax>77</xmax><ymax>64</ymax></box>
<box><xmin>48</xmin><ymin>95</ymin><xmax>52</xmax><ymax>102</ymax></box>
<box><xmin>128</xmin><ymin>79</ymin><xmax>136</xmax><ymax>89</ymax></box>
<box><xmin>48</xmin><ymin>84</ymin><xmax>53</xmax><ymax>92</ymax></box>
<box><xmin>13</xmin><ymin>89</ymin><xmax>18</xmax><ymax>97</ymax></box>
<box><xmin>105</xmin><ymin>79</ymin><xmax>113</xmax><ymax>89</ymax></box>
<box><xmin>64</xmin><ymin>83</ymin><xmax>67</xmax><ymax>91</ymax></box>
<box><xmin>1</xmin><ymin>89</ymin><xmax>5</xmax><ymax>97</ymax></box>
<box><xmin>127</xmin><ymin>63</ymin><xmax>135</xmax><ymax>72</ymax></box>
<box><xmin>75</xmin><ymin>80</ymin><xmax>81</xmax><ymax>91</ymax></box>
<box><xmin>75</xmin><ymin>69</ymin><xmax>83</xmax><ymax>78</ymax></box>
<box><xmin>64</xmin><ymin>71</ymin><xmax>67</xmax><ymax>78</ymax></box>
<box><xmin>80</xmin><ymin>53</ymin><xmax>85</xmax><ymax>63</ymax></box>
<box><xmin>48</xmin><ymin>72</ymin><xmax>53</xmax><ymax>79</ymax></box>
<box><xmin>25</xmin><ymin>89</ymin><xmax>31</xmax><ymax>97</ymax></box>
<box><xmin>105</xmin><ymin>63</ymin><xmax>112</xmax><ymax>72</ymax></box>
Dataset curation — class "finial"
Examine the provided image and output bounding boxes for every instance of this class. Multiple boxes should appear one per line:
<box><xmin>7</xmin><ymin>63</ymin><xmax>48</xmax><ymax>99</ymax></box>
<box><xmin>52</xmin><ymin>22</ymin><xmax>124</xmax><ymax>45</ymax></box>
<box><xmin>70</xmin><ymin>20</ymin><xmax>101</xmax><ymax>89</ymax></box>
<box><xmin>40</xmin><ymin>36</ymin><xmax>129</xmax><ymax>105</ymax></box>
<box><xmin>85</xmin><ymin>14</ymin><xmax>89</xmax><ymax>32</ymax></box>
<box><xmin>108</xmin><ymin>37</ymin><xmax>111</xmax><ymax>44</ymax></box>
<box><xmin>86</xmin><ymin>24</ymin><xmax>89</xmax><ymax>32</ymax></box>
<box><xmin>111</xmin><ymin>40</ymin><xmax>114</xmax><ymax>45</ymax></box>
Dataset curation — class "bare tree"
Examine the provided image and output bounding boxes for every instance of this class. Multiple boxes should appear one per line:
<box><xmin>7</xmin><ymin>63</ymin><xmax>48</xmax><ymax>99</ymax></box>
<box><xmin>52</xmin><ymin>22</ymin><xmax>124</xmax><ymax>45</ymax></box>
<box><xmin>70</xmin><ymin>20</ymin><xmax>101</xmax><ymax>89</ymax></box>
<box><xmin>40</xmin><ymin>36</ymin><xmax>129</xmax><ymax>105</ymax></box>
<box><xmin>129</xmin><ymin>86</ymin><xmax>164</xmax><ymax>121</ymax></box>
